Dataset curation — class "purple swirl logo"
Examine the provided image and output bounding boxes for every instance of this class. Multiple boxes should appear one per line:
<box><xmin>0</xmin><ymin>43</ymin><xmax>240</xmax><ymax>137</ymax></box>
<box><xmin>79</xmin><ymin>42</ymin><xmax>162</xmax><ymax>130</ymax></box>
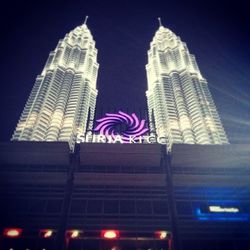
<box><xmin>94</xmin><ymin>111</ymin><xmax>149</xmax><ymax>143</ymax></box>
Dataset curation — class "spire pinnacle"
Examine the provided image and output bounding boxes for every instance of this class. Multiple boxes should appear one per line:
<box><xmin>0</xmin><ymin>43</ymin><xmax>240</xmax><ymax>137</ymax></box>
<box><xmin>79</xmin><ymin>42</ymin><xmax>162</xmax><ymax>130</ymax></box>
<box><xmin>84</xmin><ymin>15</ymin><xmax>89</xmax><ymax>25</ymax></box>
<box><xmin>158</xmin><ymin>17</ymin><xmax>163</xmax><ymax>27</ymax></box>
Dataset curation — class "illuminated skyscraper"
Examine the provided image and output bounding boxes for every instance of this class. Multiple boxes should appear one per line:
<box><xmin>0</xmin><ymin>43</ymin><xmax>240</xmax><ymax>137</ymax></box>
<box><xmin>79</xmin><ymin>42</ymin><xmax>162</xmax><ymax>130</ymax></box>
<box><xmin>146</xmin><ymin>19</ymin><xmax>229</xmax><ymax>150</ymax></box>
<box><xmin>12</xmin><ymin>17</ymin><xmax>99</xmax><ymax>150</ymax></box>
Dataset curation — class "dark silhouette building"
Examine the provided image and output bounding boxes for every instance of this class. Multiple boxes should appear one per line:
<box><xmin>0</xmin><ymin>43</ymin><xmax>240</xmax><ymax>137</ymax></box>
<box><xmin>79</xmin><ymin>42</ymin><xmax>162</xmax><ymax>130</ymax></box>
<box><xmin>0</xmin><ymin>142</ymin><xmax>250</xmax><ymax>250</ymax></box>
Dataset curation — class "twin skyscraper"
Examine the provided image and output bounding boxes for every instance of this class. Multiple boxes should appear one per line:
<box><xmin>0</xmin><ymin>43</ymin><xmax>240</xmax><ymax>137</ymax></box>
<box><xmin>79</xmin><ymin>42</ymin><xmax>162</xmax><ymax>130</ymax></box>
<box><xmin>12</xmin><ymin>18</ymin><xmax>228</xmax><ymax>150</ymax></box>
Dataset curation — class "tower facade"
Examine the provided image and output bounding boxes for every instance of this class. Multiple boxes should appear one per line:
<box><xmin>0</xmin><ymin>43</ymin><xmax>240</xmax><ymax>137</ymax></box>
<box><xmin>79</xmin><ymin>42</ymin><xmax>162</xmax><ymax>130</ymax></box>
<box><xmin>12</xmin><ymin>19</ymin><xmax>99</xmax><ymax>150</ymax></box>
<box><xmin>146</xmin><ymin>21</ymin><xmax>228</xmax><ymax>150</ymax></box>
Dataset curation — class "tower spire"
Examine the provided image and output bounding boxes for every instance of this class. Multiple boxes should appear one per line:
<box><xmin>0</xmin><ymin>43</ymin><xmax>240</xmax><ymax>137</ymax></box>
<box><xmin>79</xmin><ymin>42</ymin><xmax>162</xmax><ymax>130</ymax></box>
<box><xmin>158</xmin><ymin>17</ymin><xmax>163</xmax><ymax>27</ymax></box>
<box><xmin>84</xmin><ymin>15</ymin><xmax>89</xmax><ymax>25</ymax></box>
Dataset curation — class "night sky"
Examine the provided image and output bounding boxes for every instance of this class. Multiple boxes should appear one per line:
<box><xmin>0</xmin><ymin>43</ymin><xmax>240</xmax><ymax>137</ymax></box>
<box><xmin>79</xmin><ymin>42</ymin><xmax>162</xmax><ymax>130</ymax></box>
<box><xmin>1</xmin><ymin>0</ymin><xmax>250</xmax><ymax>143</ymax></box>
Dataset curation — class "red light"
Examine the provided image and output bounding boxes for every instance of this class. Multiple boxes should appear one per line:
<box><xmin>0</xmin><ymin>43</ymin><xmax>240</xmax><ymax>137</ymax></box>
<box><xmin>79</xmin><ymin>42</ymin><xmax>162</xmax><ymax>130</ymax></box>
<box><xmin>3</xmin><ymin>228</ymin><xmax>22</xmax><ymax>238</ymax></box>
<box><xmin>66</xmin><ymin>230</ymin><xmax>80</xmax><ymax>239</ymax></box>
<box><xmin>40</xmin><ymin>229</ymin><xmax>54</xmax><ymax>238</ymax></box>
<box><xmin>101</xmin><ymin>230</ymin><xmax>119</xmax><ymax>239</ymax></box>
<box><xmin>155</xmin><ymin>231</ymin><xmax>168</xmax><ymax>239</ymax></box>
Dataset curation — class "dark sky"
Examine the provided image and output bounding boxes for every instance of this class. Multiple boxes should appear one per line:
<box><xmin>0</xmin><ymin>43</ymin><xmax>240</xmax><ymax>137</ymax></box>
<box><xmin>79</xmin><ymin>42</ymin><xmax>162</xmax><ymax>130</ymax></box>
<box><xmin>1</xmin><ymin>0</ymin><xmax>250</xmax><ymax>143</ymax></box>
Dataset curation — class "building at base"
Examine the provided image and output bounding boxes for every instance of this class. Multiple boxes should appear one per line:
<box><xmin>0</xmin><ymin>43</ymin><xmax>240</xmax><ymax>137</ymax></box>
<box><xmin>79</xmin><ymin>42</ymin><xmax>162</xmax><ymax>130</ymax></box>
<box><xmin>0</xmin><ymin>142</ymin><xmax>249</xmax><ymax>250</ymax></box>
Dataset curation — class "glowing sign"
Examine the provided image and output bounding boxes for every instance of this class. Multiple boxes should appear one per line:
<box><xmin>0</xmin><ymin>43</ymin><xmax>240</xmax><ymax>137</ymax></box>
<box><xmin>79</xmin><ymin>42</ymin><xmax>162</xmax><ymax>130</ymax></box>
<box><xmin>209</xmin><ymin>206</ymin><xmax>239</xmax><ymax>213</ymax></box>
<box><xmin>77</xmin><ymin>133</ymin><xmax>168</xmax><ymax>144</ymax></box>
<box><xmin>94</xmin><ymin>111</ymin><xmax>149</xmax><ymax>143</ymax></box>
<box><xmin>195</xmin><ymin>203</ymin><xmax>250</xmax><ymax>221</ymax></box>
<box><xmin>77</xmin><ymin>111</ymin><xmax>168</xmax><ymax>144</ymax></box>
